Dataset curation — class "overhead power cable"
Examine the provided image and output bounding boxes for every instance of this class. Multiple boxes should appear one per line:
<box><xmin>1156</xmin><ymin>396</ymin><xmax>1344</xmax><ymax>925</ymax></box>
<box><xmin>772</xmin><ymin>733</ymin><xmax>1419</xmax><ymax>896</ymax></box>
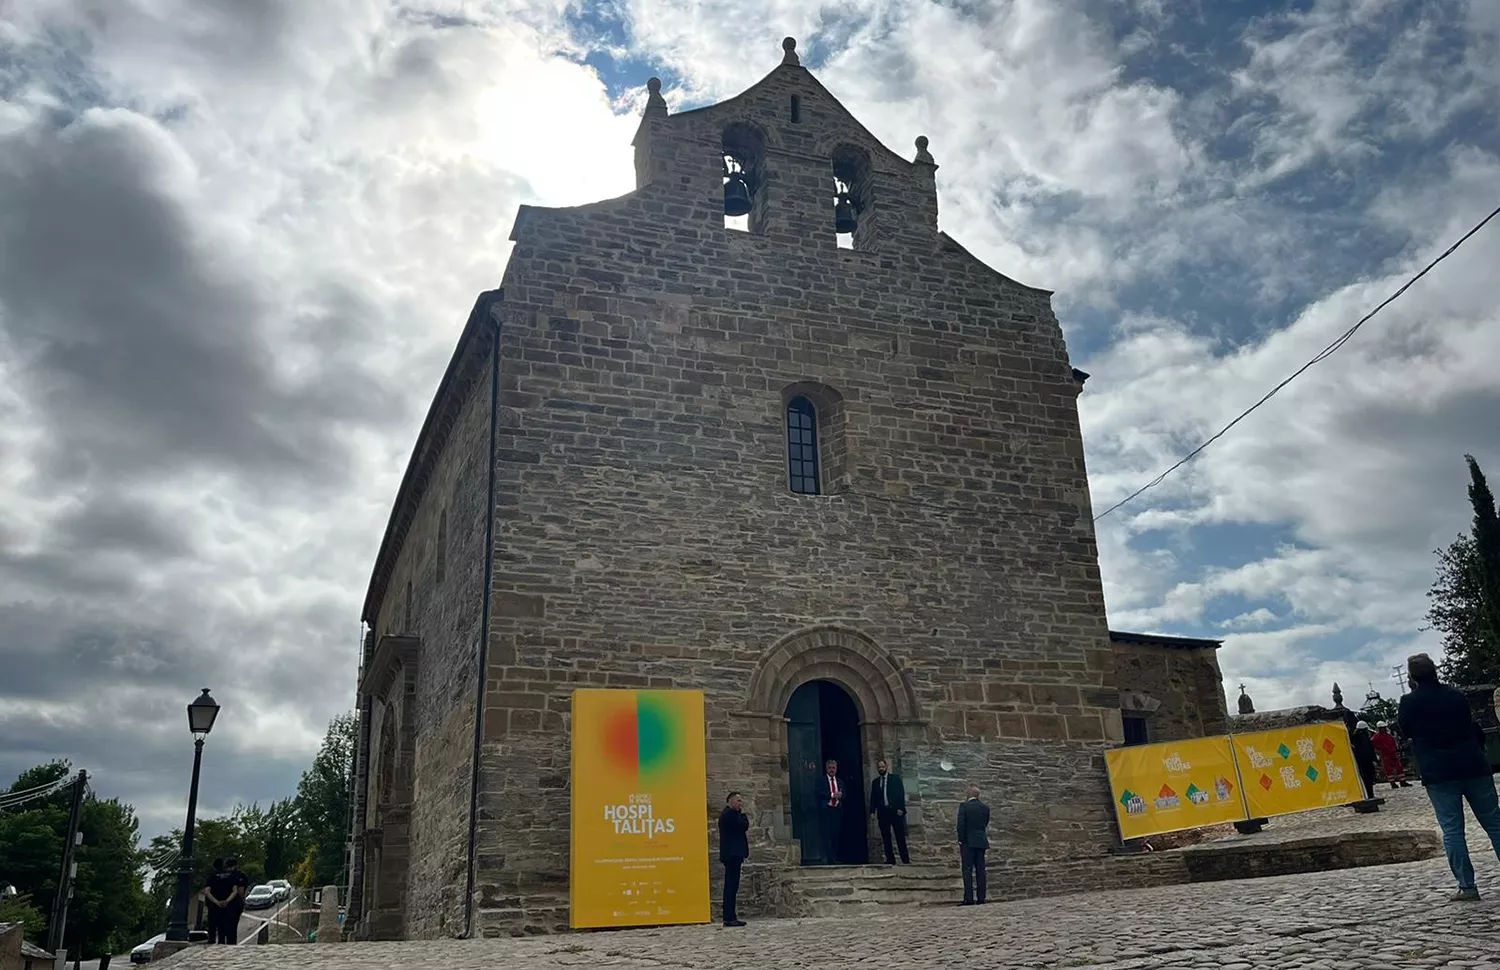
<box><xmin>0</xmin><ymin>776</ymin><xmax>75</xmax><ymax>811</ymax></box>
<box><xmin>1094</xmin><ymin>202</ymin><xmax>1500</xmax><ymax>522</ymax></box>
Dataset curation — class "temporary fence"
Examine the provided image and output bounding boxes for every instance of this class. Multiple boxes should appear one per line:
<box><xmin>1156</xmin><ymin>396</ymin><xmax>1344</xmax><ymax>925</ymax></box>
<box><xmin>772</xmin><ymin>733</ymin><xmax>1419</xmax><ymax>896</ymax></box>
<box><xmin>1106</xmin><ymin>721</ymin><xmax>1366</xmax><ymax>841</ymax></box>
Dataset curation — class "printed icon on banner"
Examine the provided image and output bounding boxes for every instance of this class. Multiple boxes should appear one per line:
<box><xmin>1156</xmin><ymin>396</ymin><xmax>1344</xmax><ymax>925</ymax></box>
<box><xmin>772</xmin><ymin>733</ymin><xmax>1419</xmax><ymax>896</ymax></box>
<box><xmin>1277</xmin><ymin>743</ymin><xmax>1292</xmax><ymax>760</ymax></box>
<box><xmin>1186</xmin><ymin>783</ymin><xmax>1209</xmax><ymax>805</ymax></box>
<box><xmin>1155</xmin><ymin>784</ymin><xmax>1181</xmax><ymax>810</ymax></box>
<box><xmin>1305</xmin><ymin>765</ymin><xmax>1320</xmax><ymax>783</ymax></box>
<box><xmin>1214</xmin><ymin>777</ymin><xmax>1234</xmax><ymax>801</ymax></box>
<box><xmin>1259</xmin><ymin>774</ymin><xmax>1274</xmax><ymax>791</ymax></box>
<box><xmin>1322</xmin><ymin>738</ymin><xmax>1336</xmax><ymax>755</ymax></box>
<box><xmin>1119</xmin><ymin>789</ymin><xmax>1147</xmax><ymax>815</ymax></box>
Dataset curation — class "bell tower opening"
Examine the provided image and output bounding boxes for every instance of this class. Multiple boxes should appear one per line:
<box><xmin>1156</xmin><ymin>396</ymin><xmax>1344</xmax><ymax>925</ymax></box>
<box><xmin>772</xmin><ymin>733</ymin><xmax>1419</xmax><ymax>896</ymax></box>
<box><xmin>785</xmin><ymin>679</ymin><xmax>868</xmax><ymax>865</ymax></box>
<box><xmin>722</xmin><ymin>123</ymin><xmax>767</xmax><ymax>233</ymax></box>
<box><xmin>831</xmin><ymin>145</ymin><xmax>871</xmax><ymax>250</ymax></box>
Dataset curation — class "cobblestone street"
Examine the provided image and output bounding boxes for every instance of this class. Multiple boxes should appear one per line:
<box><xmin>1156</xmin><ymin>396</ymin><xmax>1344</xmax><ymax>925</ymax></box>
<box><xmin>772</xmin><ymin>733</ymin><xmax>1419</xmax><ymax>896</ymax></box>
<box><xmin>161</xmin><ymin>785</ymin><xmax>1500</xmax><ymax>970</ymax></box>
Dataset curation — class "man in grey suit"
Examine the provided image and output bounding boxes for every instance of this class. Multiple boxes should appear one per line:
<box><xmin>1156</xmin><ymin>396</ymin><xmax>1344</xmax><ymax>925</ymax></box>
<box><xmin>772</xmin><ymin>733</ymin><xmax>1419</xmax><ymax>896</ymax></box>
<box><xmin>956</xmin><ymin>785</ymin><xmax>990</xmax><ymax>905</ymax></box>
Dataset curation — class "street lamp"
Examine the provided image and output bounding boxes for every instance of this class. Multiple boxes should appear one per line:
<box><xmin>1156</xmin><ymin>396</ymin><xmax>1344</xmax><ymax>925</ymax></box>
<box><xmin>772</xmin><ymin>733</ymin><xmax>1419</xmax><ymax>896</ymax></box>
<box><xmin>166</xmin><ymin>689</ymin><xmax>220</xmax><ymax>942</ymax></box>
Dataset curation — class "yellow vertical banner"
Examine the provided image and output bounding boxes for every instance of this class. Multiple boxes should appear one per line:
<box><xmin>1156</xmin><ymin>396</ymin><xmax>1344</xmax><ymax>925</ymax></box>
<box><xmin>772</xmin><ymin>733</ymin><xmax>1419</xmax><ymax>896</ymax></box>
<box><xmin>1231</xmin><ymin>722</ymin><xmax>1365</xmax><ymax>818</ymax></box>
<box><xmin>1105</xmin><ymin>736</ymin><xmax>1247</xmax><ymax>840</ymax></box>
<box><xmin>570</xmin><ymin>689</ymin><xmax>710</xmax><ymax>929</ymax></box>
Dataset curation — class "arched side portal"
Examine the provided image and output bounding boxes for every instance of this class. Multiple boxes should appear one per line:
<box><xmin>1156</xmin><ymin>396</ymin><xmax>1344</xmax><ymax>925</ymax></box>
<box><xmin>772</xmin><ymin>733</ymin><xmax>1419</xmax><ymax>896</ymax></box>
<box><xmin>744</xmin><ymin>625</ymin><xmax>922</xmax><ymax>866</ymax></box>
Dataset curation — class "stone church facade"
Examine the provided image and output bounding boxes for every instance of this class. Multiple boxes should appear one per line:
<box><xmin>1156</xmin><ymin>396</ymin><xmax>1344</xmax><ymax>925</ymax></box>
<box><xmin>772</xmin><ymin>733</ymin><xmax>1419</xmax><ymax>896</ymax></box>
<box><xmin>346</xmin><ymin>38</ymin><xmax>1228</xmax><ymax>940</ymax></box>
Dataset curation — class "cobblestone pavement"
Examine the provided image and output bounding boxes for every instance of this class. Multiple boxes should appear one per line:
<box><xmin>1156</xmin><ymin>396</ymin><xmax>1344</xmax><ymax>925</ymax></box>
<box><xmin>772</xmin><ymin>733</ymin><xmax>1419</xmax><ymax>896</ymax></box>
<box><xmin>159</xmin><ymin>785</ymin><xmax>1500</xmax><ymax>970</ymax></box>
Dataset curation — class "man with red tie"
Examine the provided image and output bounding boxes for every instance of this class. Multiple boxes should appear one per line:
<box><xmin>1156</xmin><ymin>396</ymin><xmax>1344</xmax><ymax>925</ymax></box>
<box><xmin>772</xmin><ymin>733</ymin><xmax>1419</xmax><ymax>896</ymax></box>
<box><xmin>819</xmin><ymin>759</ymin><xmax>844</xmax><ymax>864</ymax></box>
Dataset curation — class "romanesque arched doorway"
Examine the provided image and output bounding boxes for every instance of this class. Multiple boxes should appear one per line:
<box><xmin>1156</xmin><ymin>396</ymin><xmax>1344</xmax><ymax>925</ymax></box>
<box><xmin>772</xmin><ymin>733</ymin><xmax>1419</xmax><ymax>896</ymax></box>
<box><xmin>785</xmin><ymin>680</ymin><xmax>868</xmax><ymax>865</ymax></box>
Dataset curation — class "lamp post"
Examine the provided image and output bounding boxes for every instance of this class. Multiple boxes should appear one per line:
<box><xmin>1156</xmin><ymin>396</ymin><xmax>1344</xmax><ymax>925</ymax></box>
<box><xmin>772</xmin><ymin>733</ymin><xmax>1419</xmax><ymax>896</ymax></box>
<box><xmin>166</xmin><ymin>689</ymin><xmax>220</xmax><ymax>942</ymax></box>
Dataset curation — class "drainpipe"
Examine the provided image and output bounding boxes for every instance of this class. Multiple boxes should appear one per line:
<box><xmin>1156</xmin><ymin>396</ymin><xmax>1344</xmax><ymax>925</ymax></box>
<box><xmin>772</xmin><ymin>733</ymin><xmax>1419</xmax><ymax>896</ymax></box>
<box><xmin>464</xmin><ymin>293</ymin><xmax>502</xmax><ymax>938</ymax></box>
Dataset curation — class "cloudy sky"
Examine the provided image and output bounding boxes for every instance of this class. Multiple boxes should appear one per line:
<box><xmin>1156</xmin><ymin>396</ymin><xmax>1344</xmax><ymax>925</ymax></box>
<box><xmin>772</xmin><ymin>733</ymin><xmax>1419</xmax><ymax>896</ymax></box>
<box><xmin>2</xmin><ymin>0</ymin><xmax>1496</xmax><ymax>839</ymax></box>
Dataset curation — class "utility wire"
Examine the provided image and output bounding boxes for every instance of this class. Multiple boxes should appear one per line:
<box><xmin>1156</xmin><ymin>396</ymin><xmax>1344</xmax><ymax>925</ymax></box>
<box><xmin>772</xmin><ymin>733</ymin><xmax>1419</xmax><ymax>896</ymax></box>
<box><xmin>0</xmin><ymin>776</ymin><xmax>74</xmax><ymax>811</ymax></box>
<box><xmin>1093</xmin><ymin>202</ymin><xmax>1500</xmax><ymax>523</ymax></box>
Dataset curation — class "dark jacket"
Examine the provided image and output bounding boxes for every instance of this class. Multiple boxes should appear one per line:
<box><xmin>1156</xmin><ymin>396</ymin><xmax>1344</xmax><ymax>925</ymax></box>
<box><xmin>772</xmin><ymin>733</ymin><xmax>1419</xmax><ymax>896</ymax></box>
<box><xmin>1351</xmin><ymin>729</ymin><xmax>1377</xmax><ymax>771</ymax></box>
<box><xmin>869</xmin><ymin>773</ymin><xmax>907</xmax><ymax>814</ymax></box>
<box><xmin>956</xmin><ymin>798</ymin><xmax>990</xmax><ymax>849</ymax></box>
<box><xmin>718</xmin><ymin>807</ymin><xmax>749</xmax><ymax>863</ymax></box>
<box><xmin>1398</xmin><ymin>681</ymin><xmax>1491</xmax><ymax>784</ymax></box>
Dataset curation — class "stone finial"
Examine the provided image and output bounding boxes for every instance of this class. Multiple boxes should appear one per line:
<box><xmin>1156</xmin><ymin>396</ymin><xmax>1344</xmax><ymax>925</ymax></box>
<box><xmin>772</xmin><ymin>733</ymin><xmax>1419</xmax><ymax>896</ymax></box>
<box><xmin>782</xmin><ymin>36</ymin><xmax>800</xmax><ymax>66</ymax></box>
<box><xmin>644</xmin><ymin>76</ymin><xmax>667</xmax><ymax>117</ymax></box>
<box><xmin>1332</xmin><ymin>682</ymin><xmax>1344</xmax><ymax>709</ymax></box>
<box><xmin>1237</xmin><ymin>683</ymin><xmax>1254</xmax><ymax>715</ymax></box>
<box><xmin>914</xmin><ymin>135</ymin><xmax>935</xmax><ymax>165</ymax></box>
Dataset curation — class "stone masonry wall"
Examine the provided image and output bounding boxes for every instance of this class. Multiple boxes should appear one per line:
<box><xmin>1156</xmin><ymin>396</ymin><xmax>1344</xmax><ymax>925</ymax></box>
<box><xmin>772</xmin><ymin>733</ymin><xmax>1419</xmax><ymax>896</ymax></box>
<box><xmin>469</xmin><ymin>49</ymin><xmax>1121</xmax><ymax>936</ymax></box>
<box><xmin>1114</xmin><ymin>643</ymin><xmax>1230</xmax><ymax>743</ymax></box>
<box><xmin>364</xmin><ymin>346</ymin><xmax>496</xmax><ymax>939</ymax></box>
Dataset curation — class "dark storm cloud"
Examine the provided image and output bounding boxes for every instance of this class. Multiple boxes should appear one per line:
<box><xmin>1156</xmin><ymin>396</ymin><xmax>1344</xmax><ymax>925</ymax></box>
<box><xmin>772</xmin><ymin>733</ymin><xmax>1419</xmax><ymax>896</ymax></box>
<box><xmin>0</xmin><ymin>110</ymin><xmax>398</xmax><ymax>489</ymax></box>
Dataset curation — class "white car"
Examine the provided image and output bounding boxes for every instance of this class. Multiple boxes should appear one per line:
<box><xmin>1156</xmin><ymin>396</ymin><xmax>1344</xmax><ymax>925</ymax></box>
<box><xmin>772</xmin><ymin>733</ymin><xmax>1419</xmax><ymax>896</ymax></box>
<box><xmin>243</xmin><ymin>884</ymin><xmax>277</xmax><ymax>910</ymax></box>
<box><xmin>266</xmin><ymin>879</ymin><xmax>292</xmax><ymax>902</ymax></box>
<box><xmin>130</xmin><ymin>933</ymin><xmax>165</xmax><ymax>964</ymax></box>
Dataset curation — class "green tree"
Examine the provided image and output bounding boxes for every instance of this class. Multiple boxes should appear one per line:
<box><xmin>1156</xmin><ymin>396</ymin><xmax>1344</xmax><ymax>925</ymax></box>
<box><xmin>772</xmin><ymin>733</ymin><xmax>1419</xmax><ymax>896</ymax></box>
<box><xmin>0</xmin><ymin>892</ymin><xmax>47</xmax><ymax>937</ymax></box>
<box><xmin>292</xmin><ymin>713</ymin><xmax>357</xmax><ymax>888</ymax></box>
<box><xmin>1428</xmin><ymin>455</ymin><xmax>1500</xmax><ymax>685</ymax></box>
<box><xmin>0</xmin><ymin>762</ymin><xmax>153</xmax><ymax>956</ymax></box>
<box><xmin>235</xmin><ymin>799</ymin><xmax>303</xmax><ymax>881</ymax></box>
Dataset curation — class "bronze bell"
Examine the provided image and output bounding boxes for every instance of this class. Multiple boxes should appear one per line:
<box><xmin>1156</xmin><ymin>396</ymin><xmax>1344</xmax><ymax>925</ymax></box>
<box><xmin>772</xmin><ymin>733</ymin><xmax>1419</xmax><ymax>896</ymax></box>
<box><xmin>834</xmin><ymin>192</ymin><xmax>858</xmax><ymax>233</ymax></box>
<box><xmin>723</xmin><ymin>174</ymin><xmax>753</xmax><ymax>217</ymax></box>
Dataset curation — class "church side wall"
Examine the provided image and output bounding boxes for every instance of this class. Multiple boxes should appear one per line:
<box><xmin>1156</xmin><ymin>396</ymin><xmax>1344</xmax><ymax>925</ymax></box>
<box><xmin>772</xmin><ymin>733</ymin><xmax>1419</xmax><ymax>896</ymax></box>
<box><xmin>1113</xmin><ymin>643</ymin><xmax>1229</xmax><ymax>743</ymax></box>
<box><xmin>369</xmin><ymin>348</ymin><xmax>495</xmax><ymax>939</ymax></box>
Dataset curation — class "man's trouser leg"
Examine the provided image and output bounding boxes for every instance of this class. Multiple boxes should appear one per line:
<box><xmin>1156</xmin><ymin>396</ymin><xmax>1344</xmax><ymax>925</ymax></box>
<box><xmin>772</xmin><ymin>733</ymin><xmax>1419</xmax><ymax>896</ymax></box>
<box><xmin>722</xmin><ymin>859</ymin><xmax>742</xmax><ymax>924</ymax></box>
<box><xmin>1460</xmin><ymin>773</ymin><xmax>1500</xmax><ymax>861</ymax></box>
<box><xmin>1427</xmin><ymin>780</ymin><xmax>1476</xmax><ymax>890</ymax></box>
<box><xmin>892</xmin><ymin>814</ymin><xmax>910</xmax><ymax>863</ymax></box>
<box><xmin>961</xmin><ymin>848</ymin><xmax>975</xmax><ymax>903</ymax></box>
<box><xmin>878</xmin><ymin>813</ymin><xmax>895</xmax><ymax>864</ymax></box>
<box><xmin>973</xmin><ymin>848</ymin><xmax>987</xmax><ymax>903</ymax></box>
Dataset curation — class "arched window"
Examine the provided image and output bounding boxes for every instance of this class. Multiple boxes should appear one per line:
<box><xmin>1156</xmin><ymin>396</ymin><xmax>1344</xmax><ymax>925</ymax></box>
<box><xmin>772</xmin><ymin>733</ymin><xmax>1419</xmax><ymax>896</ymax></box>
<box><xmin>786</xmin><ymin>396</ymin><xmax>821</xmax><ymax>495</ymax></box>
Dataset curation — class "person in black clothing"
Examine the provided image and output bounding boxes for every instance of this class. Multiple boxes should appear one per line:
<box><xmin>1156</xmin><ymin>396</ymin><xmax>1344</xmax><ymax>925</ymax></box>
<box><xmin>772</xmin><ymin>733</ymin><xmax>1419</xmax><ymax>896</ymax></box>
<box><xmin>1398</xmin><ymin>653</ymin><xmax>1500</xmax><ymax>901</ymax></box>
<box><xmin>956</xmin><ymin>785</ymin><xmax>990</xmax><ymax>905</ymax></box>
<box><xmin>204</xmin><ymin>858</ymin><xmax>233</xmax><ymax>944</ymax></box>
<box><xmin>221</xmin><ymin>857</ymin><xmax>250</xmax><ymax>942</ymax></box>
<box><xmin>868</xmin><ymin>758</ymin><xmax>910</xmax><ymax>865</ymax></box>
<box><xmin>1351</xmin><ymin>720</ymin><xmax>1379</xmax><ymax>800</ymax></box>
<box><xmin>718</xmin><ymin>791</ymin><xmax>750</xmax><ymax>927</ymax></box>
<box><xmin>817</xmin><ymin>759</ymin><xmax>845</xmax><ymax>865</ymax></box>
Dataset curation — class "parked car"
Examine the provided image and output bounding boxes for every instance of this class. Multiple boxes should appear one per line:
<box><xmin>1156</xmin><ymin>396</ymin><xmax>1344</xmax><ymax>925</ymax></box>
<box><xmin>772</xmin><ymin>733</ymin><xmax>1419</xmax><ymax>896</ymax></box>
<box><xmin>266</xmin><ymin>879</ymin><xmax>292</xmax><ymax>902</ymax></box>
<box><xmin>130</xmin><ymin>933</ymin><xmax>165</xmax><ymax>964</ymax></box>
<box><xmin>243</xmin><ymin>884</ymin><xmax>277</xmax><ymax>910</ymax></box>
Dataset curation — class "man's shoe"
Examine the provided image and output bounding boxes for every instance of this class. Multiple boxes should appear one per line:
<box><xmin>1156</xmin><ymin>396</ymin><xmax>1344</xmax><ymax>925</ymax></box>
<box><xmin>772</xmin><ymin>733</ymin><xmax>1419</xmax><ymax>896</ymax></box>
<box><xmin>723</xmin><ymin>919</ymin><xmax>747</xmax><ymax>927</ymax></box>
<box><xmin>1400</xmin><ymin>781</ymin><xmax>1412</xmax><ymax>787</ymax></box>
<box><xmin>1391</xmin><ymin>783</ymin><xmax>1400</xmax><ymax>790</ymax></box>
<box><xmin>960</xmin><ymin>900</ymin><xmax>974</xmax><ymax>906</ymax></box>
<box><xmin>1450</xmin><ymin>888</ymin><xmax>1481</xmax><ymax>902</ymax></box>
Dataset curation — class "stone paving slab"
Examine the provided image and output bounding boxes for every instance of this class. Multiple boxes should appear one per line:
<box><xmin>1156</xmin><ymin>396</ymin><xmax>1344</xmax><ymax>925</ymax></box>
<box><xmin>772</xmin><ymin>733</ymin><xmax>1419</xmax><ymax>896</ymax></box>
<box><xmin>158</xmin><ymin>850</ymin><xmax>1500</xmax><ymax>970</ymax></box>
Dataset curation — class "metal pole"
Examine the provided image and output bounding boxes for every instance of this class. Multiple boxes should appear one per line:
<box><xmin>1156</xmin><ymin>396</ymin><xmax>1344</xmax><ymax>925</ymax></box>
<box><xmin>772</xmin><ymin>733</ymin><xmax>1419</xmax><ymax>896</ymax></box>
<box><xmin>46</xmin><ymin>772</ymin><xmax>86</xmax><ymax>954</ymax></box>
<box><xmin>166</xmin><ymin>738</ymin><xmax>206</xmax><ymax>941</ymax></box>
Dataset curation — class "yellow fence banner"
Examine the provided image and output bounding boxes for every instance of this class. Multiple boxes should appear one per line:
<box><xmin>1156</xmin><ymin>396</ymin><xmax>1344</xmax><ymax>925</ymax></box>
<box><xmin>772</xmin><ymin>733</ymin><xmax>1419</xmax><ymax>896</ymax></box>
<box><xmin>1231</xmin><ymin>722</ymin><xmax>1365</xmax><ymax>819</ymax></box>
<box><xmin>1105</xmin><ymin>736</ymin><xmax>1248</xmax><ymax>840</ymax></box>
<box><xmin>570</xmin><ymin>689</ymin><xmax>711</xmax><ymax>930</ymax></box>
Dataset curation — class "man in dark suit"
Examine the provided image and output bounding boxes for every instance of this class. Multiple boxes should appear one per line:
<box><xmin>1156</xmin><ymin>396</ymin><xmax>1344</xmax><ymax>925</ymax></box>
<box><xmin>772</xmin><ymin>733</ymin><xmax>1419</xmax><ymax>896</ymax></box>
<box><xmin>717</xmin><ymin>791</ymin><xmax>749</xmax><ymax>927</ymax></box>
<box><xmin>818</xmin><ymin>759</ymin><xmax>844</xmax><ymax>865</ymax></box>
<box><xmin>1399</xmin><ymin>653</ymin><xmax>1500</xmax><ymax>901</ymax></box>
<box><xmin>868</xmin><ymin>758</ymin><xmax>910</xmax><ymax>865</ymax></box>
<box><xmin>956</xmin><ymin>785</ymin><xmax>990</xmax><ymax>905</ymax></box>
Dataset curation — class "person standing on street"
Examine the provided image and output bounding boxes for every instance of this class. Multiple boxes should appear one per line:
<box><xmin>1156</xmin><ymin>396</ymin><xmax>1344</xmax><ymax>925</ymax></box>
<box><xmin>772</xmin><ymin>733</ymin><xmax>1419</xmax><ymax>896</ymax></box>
<box><xmin>718</xmin><ymin>791</ymin><xmax>749</xmax><ymax>928</ymax></box>
<box><xmin>1351</xmin><ymin>720</ymin><xmax>1379</xmax><ymax>799</ymax></box>
<box><xmin>221</xmin><ymin>857</ymin><xmax>250</xmax><ymax>943</ymax></box>
<box><xmin>1371</xmin><ymin>722</ymin><xmax>1410</xmax><ymax>788</ymax></box>
<box><xmin>868</xmin><ymin>758</ymin><xmax>911</xmax><ymax>865</ymax></box>
<box><xmin>1399</xmin><ymin>653</ymin><xmax>1500</xmax><ymax>901</ymax></box>
<box><xmin>818</xmin><ymin>759</ymin><xmax>844</xmax><ymax>865</ymax></box>
<box><xmin>956</xmin><ymin>785</ymin><xmax>990</xmax><ymax>906</ymax></box>
<box><xmin>204</xmin><ymin>859</ymin><xmax>233</xmax><ymax>944</ymax></box>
